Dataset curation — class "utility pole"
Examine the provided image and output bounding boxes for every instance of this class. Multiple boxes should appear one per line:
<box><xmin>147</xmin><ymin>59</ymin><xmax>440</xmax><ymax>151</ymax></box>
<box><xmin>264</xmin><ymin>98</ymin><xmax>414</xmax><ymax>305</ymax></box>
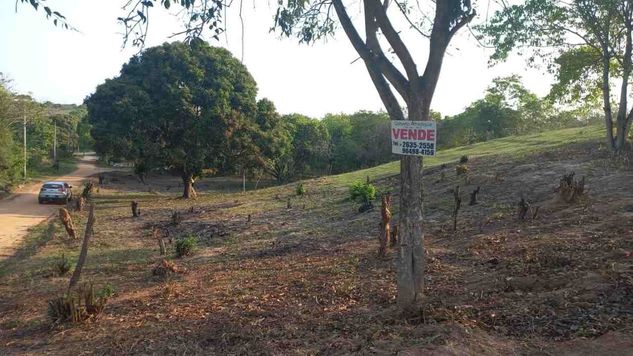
<box><xmin>53</xmin><ymin>120</ymin><xmax>57</xmax><ymax>161</ymax></box>
<box><xmin>23</xmin><ymin>106</ymin><xmax>27</xmax><ymax>180</ymax></box>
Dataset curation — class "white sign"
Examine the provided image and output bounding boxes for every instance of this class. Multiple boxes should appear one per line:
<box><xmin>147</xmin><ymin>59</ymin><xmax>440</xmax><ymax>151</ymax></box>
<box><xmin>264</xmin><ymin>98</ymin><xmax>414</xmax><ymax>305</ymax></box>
<box><xmin>391</xmin><ymin>120</ymin><xmax>437</xmax><ymax>156</ymax></box>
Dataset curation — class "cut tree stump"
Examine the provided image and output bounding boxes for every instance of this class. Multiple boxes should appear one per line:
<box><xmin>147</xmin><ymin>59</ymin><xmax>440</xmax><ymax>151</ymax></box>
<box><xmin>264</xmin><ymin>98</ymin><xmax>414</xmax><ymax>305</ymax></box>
<box><xmin>558</xmin><ymin>172</ymin><xmax>586</xmax><ymax>203</ymax></box>
<box><xmin>59</xmin><ymin>208</ymin><xmax>76</xmax><ymax>239</ymax></box>
<box><xmin>469</xmin><ymin>186</ymin><xmax>480</xmax><ymax>206</ymax></box>
<box><xmin>379</xmin><ymin>193</ymin><xmax>392</xmax><ymax>257</ymax></box>
<box><xmin>75</xmin><ymin>196</ymin><xmax>85</xmax><ymax>212</ymax></box>
<box><xmin>452</xmin><ymin>186</ymin><xmax>462</xmax><ymax>231</ymax></box>
<box><xmin>131</xmin><ymin>201</ymin><xmax>140</xmax><ymax>217</ymax></box>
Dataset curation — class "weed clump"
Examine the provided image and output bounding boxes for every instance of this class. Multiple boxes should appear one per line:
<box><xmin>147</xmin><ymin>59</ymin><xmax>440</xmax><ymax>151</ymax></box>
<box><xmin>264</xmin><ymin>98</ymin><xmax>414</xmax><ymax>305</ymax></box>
<box><xmin>175</xmin><ymin>235</ymin><xmax>197</xmax><ymax>258</ymax></box>
<box><xmin>47</xmin><ymin>283</ymin><xmax>113</xmax><ymax>324</ymax></box>
<box><xmin>54</xmin><ymin>254</ymin><xmax>71</xmax><ymax>276</ymax></box>
<box><xmin>350</xmin><ymin>181</ymin><xmax>377</xmax><ymax>212</ymax></box>
<box><xmin>456</xmin><ymin>164</ymin><xmax>469</xmax><ymax>176</ymax></box>
<box><xmin>295</xmin><ymin>182</ymin><xmax>306</xmax><ymax>196</ymax></box>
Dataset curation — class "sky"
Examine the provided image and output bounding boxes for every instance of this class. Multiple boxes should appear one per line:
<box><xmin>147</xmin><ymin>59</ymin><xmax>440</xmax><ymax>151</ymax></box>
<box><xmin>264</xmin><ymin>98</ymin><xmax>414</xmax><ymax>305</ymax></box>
<box><xmin>0</xmin><ymin>1</ymin><xmax>554</xmax><ymax>118</ymax></box>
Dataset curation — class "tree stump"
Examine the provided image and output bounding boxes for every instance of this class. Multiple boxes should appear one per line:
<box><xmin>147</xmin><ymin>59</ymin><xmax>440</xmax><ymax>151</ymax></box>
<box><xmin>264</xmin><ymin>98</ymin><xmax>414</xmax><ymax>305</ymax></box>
<box><xmin>558</xmin><ymin>172</ymin><xmax>586</xmax><ymax>203</ymax></box>
<box><xmin>131</xmin><ymin>201</ymin><xmax>140</xmax><ymax>217</ymax></box>
<box><xmin>82</xmin><ymin>180</ymin><xmax>95</xmax><ymax>199</ymax></box>
<box><xmin>158</xmin><ymin>238</ymin><xmax>166</xmax><ymax>256</ymax></box>
<box><xmin>58</xmin><ymin>208</ymin><xmax>77</xmax><ymax>239</ymax></box>
<box><xmin>390</xmin><ymin>224</ymin><xmax>399</xmax><ymax>247</ymax></box>
<box><xmin>75</xmin><ymin>196</ymin><xmax>85</xmax><ymax>212</ymax></box>
<box><xmin>379</xmin><ymin>193</ymin><xmax>392</xmax><ymax>257</ymax></box>
<box><xmin>453</xmin><ymin>186</ymin><xmax>461</xmax><ymax>232</ymax></box>
<box><xmin>469</xmin><ymin>186</ymin><xmax>480</xmax><ymax>206</ymax></box>
<box><xmin>171</xmin><ymin>211</ymin><xmax>182</xmax><ymax>226</ymax></box>
<box><xmin>517</xmin><ymin>197</ymin><xmax>530</xmax><ymax>220</ymax></box>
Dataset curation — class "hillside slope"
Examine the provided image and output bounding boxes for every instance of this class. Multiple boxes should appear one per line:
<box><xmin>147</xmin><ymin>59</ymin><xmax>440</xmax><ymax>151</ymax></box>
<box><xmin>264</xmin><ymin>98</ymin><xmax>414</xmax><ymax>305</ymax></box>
<box><xmin>1</xmin><ymin>125</ymin><xmax>632</xmax><ymax>355</ymax></box>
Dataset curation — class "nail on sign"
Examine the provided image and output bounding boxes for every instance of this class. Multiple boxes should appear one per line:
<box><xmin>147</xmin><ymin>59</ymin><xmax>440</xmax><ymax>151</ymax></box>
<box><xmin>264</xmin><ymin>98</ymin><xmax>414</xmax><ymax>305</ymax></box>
<box><xmin>391</xmin><ymin>120</ymin><xmax>437</xmax><ymax>156</ymax></box>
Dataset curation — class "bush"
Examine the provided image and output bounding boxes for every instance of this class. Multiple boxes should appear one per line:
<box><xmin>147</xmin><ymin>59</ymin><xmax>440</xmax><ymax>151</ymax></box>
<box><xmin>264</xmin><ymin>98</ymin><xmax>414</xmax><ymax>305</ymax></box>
<box><xmin>175</xmin><ymin>235</ymin><xmax>197</xmax><ymax>258</ymax></box>
<box><xmin>296</xmin><ymin>182</ymin><xmax>306</xmax><ymax>196</ymax></box>
<box><xmin>47</xmin><ymin>283</ymin><xmax>112</xmax><ymax>323</ymax></box>
<box><xmin>54</xmin><ymin>254</ymin><xmax>71</xmax><ymax>276</ymax></box>
<box><xmin>350</xmin><ymin>181</ymin><xmax>377</xmax><ymax>208</ymax></box>
<box><xmin>460</xmin><ymin>155</ymin><xmax>469</xmax><ymax>164</ymax></box>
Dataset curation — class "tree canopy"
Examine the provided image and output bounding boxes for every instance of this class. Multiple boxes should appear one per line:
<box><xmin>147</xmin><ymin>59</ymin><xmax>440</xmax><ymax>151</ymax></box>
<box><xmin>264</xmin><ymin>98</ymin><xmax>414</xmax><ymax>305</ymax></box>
<box><xmin>86</xmin><ymin>40</ymin><xmax>259</xmax><ymax>198</ymax></box>
<box><xmin>482</xmin><ymin>0</ymin><xmax>633</xmax><ymax>151</ymax></box>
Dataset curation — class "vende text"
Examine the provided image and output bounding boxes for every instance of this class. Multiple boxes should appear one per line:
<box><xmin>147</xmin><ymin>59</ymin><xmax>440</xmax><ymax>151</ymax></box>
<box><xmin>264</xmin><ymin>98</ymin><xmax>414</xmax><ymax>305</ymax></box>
<box><xmin>391</xmin><ymin>129</ymin><xmax>435</xmax><ymax>141</ymax></box>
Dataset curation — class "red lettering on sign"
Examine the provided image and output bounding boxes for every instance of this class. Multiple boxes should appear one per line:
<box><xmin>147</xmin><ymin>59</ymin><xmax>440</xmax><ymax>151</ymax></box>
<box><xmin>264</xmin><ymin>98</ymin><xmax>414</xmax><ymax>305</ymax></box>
<box><xmin>392</xmin><ymin>128</ymin><xmax>436</xmax><ymax>141</ymax></box>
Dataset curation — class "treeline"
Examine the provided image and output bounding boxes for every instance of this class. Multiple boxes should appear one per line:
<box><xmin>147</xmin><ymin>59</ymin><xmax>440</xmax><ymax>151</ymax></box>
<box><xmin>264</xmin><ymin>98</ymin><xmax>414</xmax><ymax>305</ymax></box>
<box><xmin>87</xmin><ymin>42</ymin><xmax>602</xmax><ymax>197</ymax></box>
<box><xmin>251</xmin><ymin>108</ymin><xmax>394</xmax><ymax>182</ymax></box>
<box><xmin>0</xmin><ymin>74</ymin><xmax>92</xmax><ymax>191</ymax></box>
<box><xmin>437</xmin><ymin>75</ymin><xmax>600</xmax><ymax>149</ymax></box>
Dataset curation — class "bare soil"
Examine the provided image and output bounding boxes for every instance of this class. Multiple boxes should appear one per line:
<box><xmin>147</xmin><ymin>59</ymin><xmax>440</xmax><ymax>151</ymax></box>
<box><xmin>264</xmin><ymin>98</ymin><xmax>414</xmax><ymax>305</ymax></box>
<box><xmin>0</xmin><ymin>142</ymin><xmax>632</xmax><ymax>355</ymax></box>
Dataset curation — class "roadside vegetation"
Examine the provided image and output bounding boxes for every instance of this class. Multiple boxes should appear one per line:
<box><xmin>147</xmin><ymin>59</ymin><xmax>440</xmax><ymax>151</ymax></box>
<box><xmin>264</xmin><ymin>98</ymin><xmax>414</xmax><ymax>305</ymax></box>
<box><xmin>0</xmin><ymin>74</ymin><xmax>91</xmax><ymax>193</ymax></box>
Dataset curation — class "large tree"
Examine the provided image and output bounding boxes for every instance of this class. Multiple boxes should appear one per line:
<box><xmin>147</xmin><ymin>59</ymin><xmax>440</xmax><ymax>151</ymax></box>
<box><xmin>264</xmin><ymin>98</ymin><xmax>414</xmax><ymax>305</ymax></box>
<box><xmin>86</xmin><ymin>40</ymin><xmax>258</xmax><ymax>198</ymax></box>
<box><xmin>482</xmin><ymin>0</ymin><xmax>633</xmax><ymax>152</ymax></box>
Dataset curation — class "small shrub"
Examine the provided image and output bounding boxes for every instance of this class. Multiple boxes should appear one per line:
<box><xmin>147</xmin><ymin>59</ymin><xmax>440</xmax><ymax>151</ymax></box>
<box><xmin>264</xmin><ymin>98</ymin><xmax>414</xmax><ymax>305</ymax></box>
<box><xmin>350</xmin><ymin>181</ymin><xmax>377</xmax><ymax>212</ymax></box>
<box><xmin>175</xmin><ymin>235</ymin><xmax>197</xmax><ymax>258</ymax></box>
<box><xmin>350</xmin><ymin>181</ymin><xmax>377</xmax><ymax>203</ymax></box>
<box><xmin>460</xmin><ymin>155</ymin><xmax>469</xmax><ymax>164</ymax></box>
<box><xmin>54</xmin><ymin>254</ymin><xmax>71</xmax><ymax>276</ymax></box>
<box><xmin>295</xmin><ymin>182</ymin><xmax>306</xmax><ymax>196</ymax></box>
<box><xmin>456</xmin><ymin>164</ymin><xmax>469</xmax><ymax>176</ymax></box>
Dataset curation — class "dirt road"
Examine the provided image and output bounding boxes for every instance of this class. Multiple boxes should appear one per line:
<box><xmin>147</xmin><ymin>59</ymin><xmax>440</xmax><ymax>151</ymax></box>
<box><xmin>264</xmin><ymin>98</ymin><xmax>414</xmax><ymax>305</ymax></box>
<box><xmin>0</xmin><ymin>156</ymin><xmax>106</xmax><ymax>260</ymax></box>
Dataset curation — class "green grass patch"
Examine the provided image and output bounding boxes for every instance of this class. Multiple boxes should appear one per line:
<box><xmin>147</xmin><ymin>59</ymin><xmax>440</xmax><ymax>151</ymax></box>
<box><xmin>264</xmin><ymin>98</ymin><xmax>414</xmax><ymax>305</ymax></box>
<box><xmin>332</xmin><ymin>125</ymin><xmax>603</xmax><ymax>184</ymax></box>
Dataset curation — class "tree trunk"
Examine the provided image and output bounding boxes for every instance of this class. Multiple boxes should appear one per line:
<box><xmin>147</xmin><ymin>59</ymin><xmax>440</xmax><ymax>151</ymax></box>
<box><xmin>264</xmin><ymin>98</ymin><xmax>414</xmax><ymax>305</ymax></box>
<box><xmin>182</xmin><ymin>173</ymin><xmax>196</xmax><ymax>199</ymax></box>
<box><xmin>68</xmin><ymin>204</ymin><xmax>95</xmax><ymax>291</ymax></box>
<box><xmin>397</xmin><ymin>154</ymin><xmax>425</xmax><ymax>309</ymax></box>
<box><xmin>615</xmin><ymin>30</ymin><xmax>633</xmax><ymax>152</ymax></box>
<box><xmin>602</xmin><ymin>54</ymin><xmax>616</xmax><ymax>150</ymax></box>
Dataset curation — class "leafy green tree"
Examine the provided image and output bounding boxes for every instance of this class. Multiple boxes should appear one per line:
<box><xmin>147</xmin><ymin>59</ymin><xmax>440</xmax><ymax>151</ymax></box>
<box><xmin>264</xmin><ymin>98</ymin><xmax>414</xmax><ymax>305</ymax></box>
<box><xmin>322</xmin><ymin>113</ymin><xmax>354</xmax><ymax>174</ymax></box>
<box><xmin>482</xmin><ymin>0</ymin><xmax>633</xmax><ymax>151</ymax></box>
<box><xmin>254</xmin><ymin>99</ymin><xmax>294</xmax><ymax>183</ymax></box>
<box><xmin>86</xmin><ymin>41</ymin><xmax>258</xmax><ymax>198</ymax></box>
<box><xmin>284</xmin><ymin>114</ymin><xmax>330</xmax><ymax>178</ymax></box>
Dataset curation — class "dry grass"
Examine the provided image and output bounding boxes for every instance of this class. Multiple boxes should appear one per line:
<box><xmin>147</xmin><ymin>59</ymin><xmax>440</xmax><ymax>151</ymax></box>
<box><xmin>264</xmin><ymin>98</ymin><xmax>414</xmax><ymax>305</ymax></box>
<box><xmin>1</xmin><ymin>137</ymin><xmax>633</xmax><ymax>355</ymax></box>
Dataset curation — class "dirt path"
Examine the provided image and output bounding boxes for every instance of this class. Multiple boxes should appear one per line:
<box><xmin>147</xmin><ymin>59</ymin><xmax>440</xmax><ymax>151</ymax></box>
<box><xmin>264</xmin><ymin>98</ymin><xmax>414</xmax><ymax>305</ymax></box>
<box><xmin>0</xmin><ymin>155</ymin><xmax>107</xmax><ymax>260</ymax></box>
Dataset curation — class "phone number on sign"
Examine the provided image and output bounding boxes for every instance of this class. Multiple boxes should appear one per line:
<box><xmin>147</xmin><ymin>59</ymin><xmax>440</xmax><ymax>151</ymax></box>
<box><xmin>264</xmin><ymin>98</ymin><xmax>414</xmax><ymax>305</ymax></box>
<box><xmin>402</xmin><ymin>148</ymin><xmax>435</xmax><ymax>155</ymax></box>
<box><xmin>401</xmin><ymin>141</ymin><xmax>435</xmax><ymax>149</ymax></box>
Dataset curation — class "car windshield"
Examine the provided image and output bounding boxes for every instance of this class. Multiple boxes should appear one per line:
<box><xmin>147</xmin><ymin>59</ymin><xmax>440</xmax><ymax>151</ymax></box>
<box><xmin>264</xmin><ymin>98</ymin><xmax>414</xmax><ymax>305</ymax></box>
<box><xmin>43</xmin><ymin>184</ymin><xmax>62</xmax><ymax>189</ymax></box>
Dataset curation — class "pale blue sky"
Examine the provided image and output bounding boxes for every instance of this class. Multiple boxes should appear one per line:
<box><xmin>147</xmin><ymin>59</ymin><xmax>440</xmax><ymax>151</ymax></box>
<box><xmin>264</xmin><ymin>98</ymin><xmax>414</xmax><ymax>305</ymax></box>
<box><xmin>0</xmin><ymin>1</ymin><xmax>553</xmax><ymax>117</ymax></box>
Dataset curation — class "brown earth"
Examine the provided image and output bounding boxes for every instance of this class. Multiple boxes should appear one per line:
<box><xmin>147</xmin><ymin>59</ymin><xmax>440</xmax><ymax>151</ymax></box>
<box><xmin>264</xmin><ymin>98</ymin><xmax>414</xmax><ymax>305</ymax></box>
<box><xmin>0</xmin><ymin>142</ymin><xmax>632</xmax><ymax>355</ymax></box>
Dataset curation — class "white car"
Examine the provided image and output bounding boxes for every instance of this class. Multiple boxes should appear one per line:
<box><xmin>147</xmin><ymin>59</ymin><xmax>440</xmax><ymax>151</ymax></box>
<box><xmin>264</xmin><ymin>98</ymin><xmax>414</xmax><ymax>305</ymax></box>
<box><xmin>38</xmin><ymin>181</ymin><xmax>73</xmax><ymax>204</ymax></box>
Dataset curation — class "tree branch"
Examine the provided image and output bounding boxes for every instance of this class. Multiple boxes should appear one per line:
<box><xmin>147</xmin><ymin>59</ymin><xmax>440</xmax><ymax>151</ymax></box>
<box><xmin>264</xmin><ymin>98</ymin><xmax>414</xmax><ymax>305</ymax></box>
<box><xmin>367</xmin><ymin>0</ymin><xmax>419</xmax><ymax>80</ymax></box>
<box><xmin>332</xmin><ymin>0</ymin><xmax>409</xmax><ymax>98</ymax></box>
